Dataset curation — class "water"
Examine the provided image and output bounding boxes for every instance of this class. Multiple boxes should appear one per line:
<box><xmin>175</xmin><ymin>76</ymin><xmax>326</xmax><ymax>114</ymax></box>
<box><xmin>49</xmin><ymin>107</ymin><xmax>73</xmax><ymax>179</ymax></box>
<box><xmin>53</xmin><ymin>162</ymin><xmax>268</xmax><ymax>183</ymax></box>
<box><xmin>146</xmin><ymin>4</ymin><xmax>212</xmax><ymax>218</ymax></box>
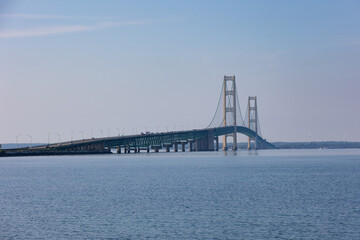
<box><xmin>1</xmin><ymin>149</ymin><xmax>359</xmax><ymax>239</ymax></box>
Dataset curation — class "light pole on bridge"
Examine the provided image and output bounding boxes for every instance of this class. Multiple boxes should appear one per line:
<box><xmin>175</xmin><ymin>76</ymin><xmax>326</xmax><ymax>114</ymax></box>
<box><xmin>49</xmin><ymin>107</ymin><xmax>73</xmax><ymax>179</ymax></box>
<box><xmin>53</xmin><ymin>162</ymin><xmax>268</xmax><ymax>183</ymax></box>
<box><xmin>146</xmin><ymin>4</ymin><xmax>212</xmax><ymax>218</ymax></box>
<box><xmin>109</xmin><ymin>128</ymin><xmax>121</xmax><ymax>137</ymax></box>
<box><xmin>16</xmin><ymin>134</ymin><xmax>32</xmax><ymax>148</ymax></box>
<box><xmin>71</xmin><ymin>130</ymin><xmax>84</xmax><ymax>142</ymax></box>
<box><xmin>131</xmin><ymin>127</ymin><xmax>138</xmax><ymax>135</ymax></box>
<box><xmin>48</xmin><ymin>132</ymin><xmax>60</xmax><ymax>144</ymax></box>
<box><xmin>115</xmin><ymin>128</ymin><xmax>121</xmax><ymax>136</ymax></box>
<box><xmin>91</xmin><ymin>129</ymin><xmax>103</xmax><ymax>138</ymax></box>
<box><xmin>27</xmin><ymin>134</ymin><xmax>32</xmax><ymax>148</ymax></box>
<box><xmin>16</xmin><ymin>134</ymin><xmax>20</xmax><ymax>148</ymax></box>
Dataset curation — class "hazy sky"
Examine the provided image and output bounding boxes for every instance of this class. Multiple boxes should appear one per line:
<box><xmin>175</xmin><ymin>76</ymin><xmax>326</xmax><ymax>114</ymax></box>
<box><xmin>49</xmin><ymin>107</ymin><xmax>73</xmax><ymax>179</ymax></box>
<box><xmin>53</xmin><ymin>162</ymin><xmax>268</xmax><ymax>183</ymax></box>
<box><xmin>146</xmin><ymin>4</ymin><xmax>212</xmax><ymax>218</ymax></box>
<box><xmin>1</xmin><ymin>0</ymin><xmax>359</xmax><ymax>143</ymax></box>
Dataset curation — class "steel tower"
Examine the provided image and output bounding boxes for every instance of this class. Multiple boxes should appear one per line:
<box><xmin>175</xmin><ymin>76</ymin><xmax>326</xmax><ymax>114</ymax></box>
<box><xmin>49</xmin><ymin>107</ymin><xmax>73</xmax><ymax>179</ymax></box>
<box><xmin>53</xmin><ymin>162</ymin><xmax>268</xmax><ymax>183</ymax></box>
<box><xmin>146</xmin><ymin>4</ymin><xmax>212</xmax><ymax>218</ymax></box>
<box><xmin>247</xmin><ymin>96</ymin><xmax>258</xmax><ymax>149</ymax></box>
<box><xmin>222</xmin><ymin>75</ymin><xmax>237</xmax><ymax>150</ymax></box>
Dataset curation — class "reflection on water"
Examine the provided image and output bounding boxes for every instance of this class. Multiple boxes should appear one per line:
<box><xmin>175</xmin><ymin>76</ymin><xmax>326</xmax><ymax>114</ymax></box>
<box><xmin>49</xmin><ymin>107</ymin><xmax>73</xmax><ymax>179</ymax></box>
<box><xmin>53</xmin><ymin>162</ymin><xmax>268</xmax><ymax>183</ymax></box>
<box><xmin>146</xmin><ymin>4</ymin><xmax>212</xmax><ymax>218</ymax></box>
<box><xmin>247</xmin><ymin>150</ymin><xmax>258</xmax><ymax>156</ymax></box>
<box><xmin>222</xmin><ymin>149</ymin><xmax>259</xmax><ymax>156</ymax></box>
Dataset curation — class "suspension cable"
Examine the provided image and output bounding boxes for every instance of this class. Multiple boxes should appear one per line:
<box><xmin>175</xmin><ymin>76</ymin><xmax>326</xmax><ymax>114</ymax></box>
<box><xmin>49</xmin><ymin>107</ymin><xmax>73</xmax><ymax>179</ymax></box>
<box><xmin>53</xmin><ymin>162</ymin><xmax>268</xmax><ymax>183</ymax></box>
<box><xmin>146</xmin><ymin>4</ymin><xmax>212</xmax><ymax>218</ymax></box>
<box><xmin>256</xmin><ymin>105</ymin><xmax>263</xmax><ymax>137</ymax></box>
<box><xmin>207</xmin><ymin>83</ymin><xmax>224</xmax><ymax>128</ymax></box>
<box><xmin>236</xmin><ymin>88</ymin><xmax>245</xmax><ymax>126</ymax></box>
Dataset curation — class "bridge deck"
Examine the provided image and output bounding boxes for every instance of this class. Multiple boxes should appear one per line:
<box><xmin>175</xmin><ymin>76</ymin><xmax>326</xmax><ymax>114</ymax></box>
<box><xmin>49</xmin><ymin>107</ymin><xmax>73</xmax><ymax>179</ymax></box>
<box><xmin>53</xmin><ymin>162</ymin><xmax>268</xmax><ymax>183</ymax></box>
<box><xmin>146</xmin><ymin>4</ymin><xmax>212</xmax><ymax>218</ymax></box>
<box><xmin>1</xmin><ymin>126</ymin><xmax>276</xmax><ymax>156</ymax></box>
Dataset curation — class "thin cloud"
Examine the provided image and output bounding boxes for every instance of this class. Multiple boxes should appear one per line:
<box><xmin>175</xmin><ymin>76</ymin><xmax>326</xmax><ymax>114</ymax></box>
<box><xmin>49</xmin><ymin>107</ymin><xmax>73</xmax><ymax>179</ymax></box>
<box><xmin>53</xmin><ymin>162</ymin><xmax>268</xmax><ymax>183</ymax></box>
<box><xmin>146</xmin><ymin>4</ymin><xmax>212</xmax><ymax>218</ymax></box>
<box><xmin>0</xmin><ymin>21</ymin><xmax>151</xmax><ymax>39</ymax></box>
<box><xmin>0</xmin><ymin>13</ymin><xmax>126</xmax><ymax>21</ymax></box>
<box><xmin>0</xmin><ymin>13</ymin><xmax>73</xmax><ymax>19</ymax></box>
<box><xmin>323</xmin><ymin>36</ymin><xmax>360</xmax><ymax>47</ymax></box>
<box><xmin>344</xmin><ymin>36</ymin><xmax>360</xmax><ymax>46</ymax></box>
<box><xmin>347</xmin><ymin>40</ymin><xmax>360</xmax><ymax>46</ymax></box>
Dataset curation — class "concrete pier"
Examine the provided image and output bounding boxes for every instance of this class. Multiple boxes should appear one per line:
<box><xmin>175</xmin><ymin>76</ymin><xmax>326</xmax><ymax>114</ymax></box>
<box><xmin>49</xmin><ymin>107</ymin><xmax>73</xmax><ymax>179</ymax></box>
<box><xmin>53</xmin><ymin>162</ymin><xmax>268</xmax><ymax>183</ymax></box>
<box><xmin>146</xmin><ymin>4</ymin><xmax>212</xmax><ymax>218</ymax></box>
<box><xmin>151</xmin><ymin>145</ymin><xmax>162</xmax><ymax>153</ymax></box>
<box><xmin>181</xmin><ymin>142</ymin><xmax>186</xmax><ymax>152</ymax></box>
<box><xmin>193</xmin><ymin>130</ymin><xmax>215</xmax><ymax>151</ymax></box>
<box><xmin>163</xmin><ymin>143</ymin><xmax>172</xmax><ymax>152</ymax></box>
<box><xmin>215</xmin><ymin>137</ymin><xmax>219</xmax><ymax>151</ymax></box>
<box><xmin>136</xmin><ymin>147</ymin><xmax>150</xmax><ymax>153</ymax></box>
<box><xmin>189</xmin><ymin>141</ymin><xmax>194</xmax><ymax>152</ymax></box>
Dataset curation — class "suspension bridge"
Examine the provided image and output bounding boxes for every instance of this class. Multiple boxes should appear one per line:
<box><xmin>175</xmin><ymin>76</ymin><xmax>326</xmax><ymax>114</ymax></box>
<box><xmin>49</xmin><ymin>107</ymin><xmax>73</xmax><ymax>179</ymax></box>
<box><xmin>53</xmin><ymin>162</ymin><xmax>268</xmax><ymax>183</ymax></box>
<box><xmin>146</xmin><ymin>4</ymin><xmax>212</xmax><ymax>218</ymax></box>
<box><xmin>1</xmin><ymin>76</ymin><xmax>276</xmax><ymax>157</ymax></box>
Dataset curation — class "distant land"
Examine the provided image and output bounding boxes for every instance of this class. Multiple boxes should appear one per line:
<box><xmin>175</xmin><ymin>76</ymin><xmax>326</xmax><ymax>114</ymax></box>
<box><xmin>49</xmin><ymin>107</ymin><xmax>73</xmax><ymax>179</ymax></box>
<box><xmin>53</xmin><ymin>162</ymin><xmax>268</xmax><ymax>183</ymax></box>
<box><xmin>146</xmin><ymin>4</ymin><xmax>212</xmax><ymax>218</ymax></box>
<box><xmin>271</xmin><ymin>142</ymin><xmax>360</xmax><ymax>149</ymax></box>
<box><xmin>1</xmin><ymin>143</ymin><xmax>45</xmax><ymax>149</ymax></box>
<box><xmin>233</xmin><ymin>142</ymin><xmax>360</xmax><ymax>149</ymax></box>
<box><xmin>1</xmin><ymin>142</ymin><xmax>360</xmax><ymax>150</ymax></box>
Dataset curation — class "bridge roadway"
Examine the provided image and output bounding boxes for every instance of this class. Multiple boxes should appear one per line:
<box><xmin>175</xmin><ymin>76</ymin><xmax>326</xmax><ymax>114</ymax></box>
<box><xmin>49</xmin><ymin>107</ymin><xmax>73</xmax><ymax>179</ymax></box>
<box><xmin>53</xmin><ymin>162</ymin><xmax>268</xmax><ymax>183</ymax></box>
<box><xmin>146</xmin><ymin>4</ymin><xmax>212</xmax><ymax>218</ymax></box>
<box><xmin>19</xmin><ymin>126</ymin><xmax>276</xmax><ymax>155</ymax></box>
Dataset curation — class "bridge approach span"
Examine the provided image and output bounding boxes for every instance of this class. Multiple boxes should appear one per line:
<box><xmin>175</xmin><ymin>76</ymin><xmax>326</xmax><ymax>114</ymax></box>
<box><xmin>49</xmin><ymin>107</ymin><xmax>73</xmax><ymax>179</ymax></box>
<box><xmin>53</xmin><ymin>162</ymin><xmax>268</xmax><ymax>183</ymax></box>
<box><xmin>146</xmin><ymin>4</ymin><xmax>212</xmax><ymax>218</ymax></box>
<box><xmin>24</xmin><ymin>126</ymin><xmax>276</xmax><ymax>154</ymax></box>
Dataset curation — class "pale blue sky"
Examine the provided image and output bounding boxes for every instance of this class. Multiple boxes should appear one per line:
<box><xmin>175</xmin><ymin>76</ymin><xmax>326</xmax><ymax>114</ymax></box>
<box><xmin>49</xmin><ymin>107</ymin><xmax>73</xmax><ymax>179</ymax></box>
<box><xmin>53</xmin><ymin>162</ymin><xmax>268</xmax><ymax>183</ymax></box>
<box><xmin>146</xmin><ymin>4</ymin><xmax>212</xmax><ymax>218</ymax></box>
<box><xmin>0</xmin><ymin>0</ymin><xmax>359</xmax><ymax>143</ymax></box>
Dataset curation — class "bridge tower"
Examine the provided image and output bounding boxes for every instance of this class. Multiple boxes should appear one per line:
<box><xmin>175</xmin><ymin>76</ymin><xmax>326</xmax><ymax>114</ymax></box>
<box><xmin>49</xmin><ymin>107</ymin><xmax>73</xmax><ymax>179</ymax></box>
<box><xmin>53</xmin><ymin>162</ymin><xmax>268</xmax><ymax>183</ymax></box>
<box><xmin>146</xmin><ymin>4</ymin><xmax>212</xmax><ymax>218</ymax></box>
<box><xmin>247</xmin><ymin>96</ymin><xmax>258</xmax><ymax>149</ymax></box>
<box><xmin>222</xmin><ymin>75</ymin><xmax>237</xmax><ymax>150</ymax></box>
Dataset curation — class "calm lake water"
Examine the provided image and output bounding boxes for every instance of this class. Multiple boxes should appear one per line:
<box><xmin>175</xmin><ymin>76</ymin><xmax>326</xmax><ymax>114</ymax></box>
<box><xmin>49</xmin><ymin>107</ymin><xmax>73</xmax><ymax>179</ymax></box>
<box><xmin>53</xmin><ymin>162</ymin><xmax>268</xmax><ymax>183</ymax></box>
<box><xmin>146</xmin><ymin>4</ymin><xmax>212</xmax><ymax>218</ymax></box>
<box><xmin>1</xmin><ymin>149</ymin><xmax>359</xmax><ymax>239</ymax></box>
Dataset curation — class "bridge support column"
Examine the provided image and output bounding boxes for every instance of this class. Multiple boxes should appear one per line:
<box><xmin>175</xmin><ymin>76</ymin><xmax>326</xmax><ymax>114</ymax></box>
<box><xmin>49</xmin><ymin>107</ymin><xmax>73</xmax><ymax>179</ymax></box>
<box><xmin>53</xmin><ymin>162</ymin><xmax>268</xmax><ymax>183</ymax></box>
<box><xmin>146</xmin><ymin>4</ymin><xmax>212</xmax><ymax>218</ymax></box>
<box><xmin>247</xmin><ymin>137</ymin><xmax>258</xmax><ymax>150</ymax></box>
<box><xmin>163</xmin><ymin>144</ymin><xmax>171</xmax><ymax>152</ymax></box>
<box><xmin>152</xmin><ymin>145</ymin><xmax>162</xmax><ymax>153</ymax></box>
<box><xmin>247</xmin><ymin>96</ymin><xmax>259</xmax><ymax>150</ymax></box>
<box><xmin>181</xmin><ymin>142</ymin><xmax>186</xmax><ymax>152</ymax></box>
<box><xmin>117</xmin><ymin>146</ymin><xmax>121</xmax><ymax>154</ymax></box>
<box><xmin>215</xmin><ymin>137</ymin><xmax>219</xmax><ymax>151</ymax></box>
<box><xmin>189</xmin><ymin>141</ymin><xmax>193</xmax><ymax>152</ymax></box>
<box><xmin>222</xmin><ymin>75</ymin><xmax>237</xmax><ymax>151</ymax></box>
<box><xmin>173</xmin><ymin>143</ymin><xmax>178</xmax><ymax>152</ymax></box>
<box><xmin>232</xmin><ymin>137</ymin><xmax>238</xmax><ymax>151</ymax></box>
<box><xmin>136</xmin><ymin>147</ymin><xmax>150</xmax><ymax>153</ymax></box>
<box><xmin>194</xmin><ymin>130</ymin><xmax>215</xmax><ymax>151</ymax></box>
<box><xmin>88</xmin><ymin>142</ymin><xmax>105</xmax><ymax>151</ymax></box>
